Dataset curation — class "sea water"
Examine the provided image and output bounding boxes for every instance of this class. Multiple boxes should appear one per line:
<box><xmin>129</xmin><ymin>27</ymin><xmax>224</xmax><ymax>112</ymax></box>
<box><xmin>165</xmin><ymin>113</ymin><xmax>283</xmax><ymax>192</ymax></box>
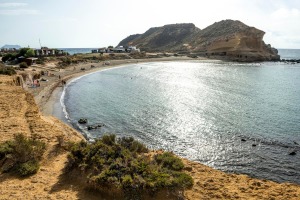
<box><xmin>61</xmin><ymin>49</ymin><xmax>300</xmax><ymax>184</ymax></box>
<box><xmin>58</xmin><ymin>48</ymin><xmax>95</xmax><ymax>55</ymax></box>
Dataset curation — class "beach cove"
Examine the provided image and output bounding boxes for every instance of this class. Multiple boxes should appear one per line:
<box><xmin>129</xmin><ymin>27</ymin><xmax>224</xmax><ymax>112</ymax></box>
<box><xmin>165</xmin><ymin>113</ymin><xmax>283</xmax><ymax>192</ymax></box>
<box><xmin>0</xmin><ymin>57</ymin><xmax>300</xmax><ymax>199</ymax></box>
<box><xmin>61</xmin><ymin>60</ymin><xmax>300</xmax><ymax>184</ymax></box>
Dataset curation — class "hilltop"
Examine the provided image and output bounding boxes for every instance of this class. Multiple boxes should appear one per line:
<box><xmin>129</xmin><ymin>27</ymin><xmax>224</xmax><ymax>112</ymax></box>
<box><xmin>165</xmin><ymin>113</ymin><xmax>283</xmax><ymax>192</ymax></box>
<box><xmin>118</xmin><ymin>20</ymin><xmax>280</xmax><ymax>62</ymax></box>
<box><xmin>1</xmin><ymin>44</ymin><xmax>21</xmax><ymax>49</ymax></box>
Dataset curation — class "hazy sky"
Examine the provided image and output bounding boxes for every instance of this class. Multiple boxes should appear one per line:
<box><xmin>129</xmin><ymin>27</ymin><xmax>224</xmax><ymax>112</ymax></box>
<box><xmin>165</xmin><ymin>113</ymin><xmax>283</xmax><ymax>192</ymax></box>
<box><xmin>0</xmin><ymin>0</ymin><xmax>300</xmax><ymax>48</ymax></box>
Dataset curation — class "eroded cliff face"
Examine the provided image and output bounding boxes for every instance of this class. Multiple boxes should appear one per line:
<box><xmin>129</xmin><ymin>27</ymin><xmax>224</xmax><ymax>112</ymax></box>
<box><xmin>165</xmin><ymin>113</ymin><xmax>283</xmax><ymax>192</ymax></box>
<box><xmin>119</xmin><ymin>20</ymin><xmax>280</xmax><ymax>62</ymax></box>
<box><xmin>188</xmin><ymin>20</ymin><xmax>280</xmax><ymax>61</ymax></box>
<box><xmin>0</xmin><ymin>75</ymin><xmax>85</xmax><ymax>199</ymax></box>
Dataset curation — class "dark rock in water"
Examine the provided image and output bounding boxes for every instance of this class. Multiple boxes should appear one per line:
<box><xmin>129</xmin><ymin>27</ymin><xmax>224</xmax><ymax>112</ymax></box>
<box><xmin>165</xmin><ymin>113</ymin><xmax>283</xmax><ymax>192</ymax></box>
<box><xmin>78</xmin><ymin>118</ymin><xmax>87</xmax><ymax>124</ymax></box>
<box><xmin>241</xmin><ymin>139</ymin><xmax>246</xmax><ymax>142</ymax></box>
<box><xmin>280</xmin><ymin>59</ymin><xmax>300</xmax><ymax>63</ymax></box>
<box><xmin>294</xmin><ymin>141</ymin><xmax>299</xmax><ymax>145</ymax></box>
<box><xmin>289</xmin><ymin>151</ymin><xmax>296</xmax><ymax>156</ymax></box>
<box><xmin>87</xmin><ymin>126</ymin><xmax>95</xmax><ymax>130</ymax></box>
<box><xmin>252</xmin><ymin>144</ymin><xmax>257</xmax><ymax>147</ymax></box>
<box><xmin>87</xmin><ymin>123</ymin><xmax>105</xmax><ymax>131</ymax></box>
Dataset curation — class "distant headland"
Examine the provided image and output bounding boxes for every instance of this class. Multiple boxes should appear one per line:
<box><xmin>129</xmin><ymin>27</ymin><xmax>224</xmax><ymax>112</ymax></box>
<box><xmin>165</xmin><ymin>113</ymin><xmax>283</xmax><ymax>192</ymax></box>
<box><xmin>1</xmin><ymin>44</ymin><xmax>21</xmax><ymax>49</ymax></box>
<box><xmin>119</xmin><ymin>19</ymin><xmax>280</xmax><ymax>62</ymax></box>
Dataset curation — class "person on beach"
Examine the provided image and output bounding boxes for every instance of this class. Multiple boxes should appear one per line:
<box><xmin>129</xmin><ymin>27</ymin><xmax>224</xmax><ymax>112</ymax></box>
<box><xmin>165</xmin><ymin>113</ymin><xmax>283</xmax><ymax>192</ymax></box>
<box><xmin>33</xmin><ymin>79</ymin><xmax>37</xmax><ymax>87</ymax></box>
<box><xmin>59</xmin><ymin>75</ymin><xmax>61</xmax><ymax>79</ymax></box>
<box><xmin>62</xmin><ymin>80</ymin><xmax>66</xmax><ymax>86</ymax></box>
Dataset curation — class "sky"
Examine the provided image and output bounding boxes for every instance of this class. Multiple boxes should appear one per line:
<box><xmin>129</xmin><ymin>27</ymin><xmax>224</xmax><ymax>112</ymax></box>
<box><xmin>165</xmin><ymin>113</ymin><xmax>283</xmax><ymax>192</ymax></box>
<box><xmin>0</xmin><ymin>0</ymin><xmax>300</xmax><ymax>49</ymax></box>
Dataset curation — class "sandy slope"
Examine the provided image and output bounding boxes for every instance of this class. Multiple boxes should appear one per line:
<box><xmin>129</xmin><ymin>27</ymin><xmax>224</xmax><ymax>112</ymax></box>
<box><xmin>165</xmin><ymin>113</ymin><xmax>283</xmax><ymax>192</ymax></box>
<box><xmin>0</xmin><ymin>58</ymin><xmax>300</xmax><ymax>199</ymax></box>
<box><xmin>0</xmin><ymin>75</ymin><xmax>84</xmax><ymax>199</ymax></box>
<box><xmin>182</xmin><ymin>158</ymin><xmax>299</xmax><ymax>199</ymax></box>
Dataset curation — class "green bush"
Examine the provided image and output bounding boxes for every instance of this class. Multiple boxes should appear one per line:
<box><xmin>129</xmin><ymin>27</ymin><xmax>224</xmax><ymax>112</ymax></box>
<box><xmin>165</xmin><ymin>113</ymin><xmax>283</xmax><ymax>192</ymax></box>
<box><xmin>16</xmin><ymin>48</ymin><xmax>30</xmax><ymax>57</ymax></box>
<box><xmin>101</xmin><ymin>134</ymin><xmax>116</xmax><ymax>145</ymax></box>
<box><xmin>155</xmin><ymin>152</ymin><xmax>184</xmax><ymax>171</ymax></box>
<box><xmin>66</xmin><ymin>134</ymin><xmax>193</xmax><ymax>197</ymax></box>
<box><xmin>36</xmin><ymin>58</ymin><xmax>45</xmax><ymax>65</ymax></box>
<box><xmin>171</xmin><ymin>171</ymin><xmax>194</xmax><ymax>188</ymax></box>
<box><xmin>0</xmin><ymin>134</ymin><xmax>46</xmax><ymax>177</ymax></box>
<box><xmin>2</xmin><ymin>53</ymin><xmax>16</xmax><ymax>62</ymax></box>
<box><xmin>0</xmin><ymin>141</ymin><xmax>14</xmax><ymax>160</ymax></box>
<box><xmin>13</xmin><ymin>134</ymin><xmax>45</xmax><ymax>163</ymax></box>
<box><xmin>17</xmin><ymin>160</ymin><xmax>40</xmax><ymax>176</ymax></box>
<box><xmin>19</xmin><ymin>62</ymin><xmax>28</xmax><ymax>68</ymax></box>
<box><xmin>118</xmin><ymin>136</ymin><xmax>148</xmax><ymax>153</ymax></box>
<box><xmin>25</xmin><ymin>49</ymin><xmax>35</xmax><ymax>57</ymax></box>
<box><xmin>0</xmin><ymin>66</ymin><xmax>16</xmax><ymax>75</ymax></box>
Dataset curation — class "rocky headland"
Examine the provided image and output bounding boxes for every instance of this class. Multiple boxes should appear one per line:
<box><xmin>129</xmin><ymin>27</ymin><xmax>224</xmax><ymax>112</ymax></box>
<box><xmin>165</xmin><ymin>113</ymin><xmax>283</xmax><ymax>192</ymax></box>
<box><xmin>119</xmin><ymin>20</ymin><xmax>280</xmax><ymax>62</ymax></box>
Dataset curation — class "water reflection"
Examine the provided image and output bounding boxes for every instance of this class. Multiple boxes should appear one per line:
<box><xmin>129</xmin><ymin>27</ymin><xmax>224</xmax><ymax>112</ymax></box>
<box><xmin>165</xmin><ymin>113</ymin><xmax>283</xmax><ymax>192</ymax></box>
<box><xmin>64</xmin><ymin>61</ymin><xmax>300</xmax><ymax>184</ymax></box>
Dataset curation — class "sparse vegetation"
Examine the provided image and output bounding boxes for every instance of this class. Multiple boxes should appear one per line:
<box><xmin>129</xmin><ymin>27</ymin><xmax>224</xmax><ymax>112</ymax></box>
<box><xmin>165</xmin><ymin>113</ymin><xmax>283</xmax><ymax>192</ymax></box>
<box><xmin>1</xmin><ymin>53</ymin><xmax>16</xmax><ymax>62</ymax></box>
<box><xmin>19</xmin><ymin>62</ymin><xmax>28</xmax><ymax>68</ymax></box>
<box><xmin>36</xmin><ymin>58</ymin><xmax>45</xmax><ymax>65</ymax></box>
<box><xmin>0</xmin><ymin>134</ymin><xmax>46</xmax><ymax>177</ymax></box>
<box><xmin>155</xmin><ymin>152</ymin><xmax>184</xmax><ymax>171</ymax></box>
<box><xmin>66</xmin><ymin>134</ymin><xmax>193</xmax><ymax>198</ymax></box>
<box><xmin>0</xmin><ymin>64</ymin><xmax>16</xmax><ymax>75</ymax></box>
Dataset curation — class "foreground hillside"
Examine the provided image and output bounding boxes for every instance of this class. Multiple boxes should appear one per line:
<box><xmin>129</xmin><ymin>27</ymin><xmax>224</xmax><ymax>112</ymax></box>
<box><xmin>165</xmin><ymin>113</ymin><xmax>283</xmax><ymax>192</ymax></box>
<box><xmin>119</xmin><ymin>20</ymin><xmax>279</xmax><ymax>62</ymax></box>
<box><xmin>0</xmin><ymin>75</ymin><xmax>299</xmax><ymax>199</ymax></box>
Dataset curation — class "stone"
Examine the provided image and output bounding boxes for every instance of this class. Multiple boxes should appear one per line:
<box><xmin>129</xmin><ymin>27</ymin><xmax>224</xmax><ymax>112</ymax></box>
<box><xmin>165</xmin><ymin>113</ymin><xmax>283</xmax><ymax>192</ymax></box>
<box><xmin>289</xmin><ymin>151</ymin><xmax>296</xmax><ymax>156</ymax></box>
<box><xmin>78</xmin><ymin>118</ymin><xmax>87</xmax><ymax>124</ymax></box>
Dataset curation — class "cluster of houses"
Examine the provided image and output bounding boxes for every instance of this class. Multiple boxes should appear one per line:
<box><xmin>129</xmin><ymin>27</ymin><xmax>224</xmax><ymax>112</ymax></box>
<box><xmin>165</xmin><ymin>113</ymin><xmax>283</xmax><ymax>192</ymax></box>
<box><xmin>0</xmin><ymin>48</ymin><xmax>19</xmax><ymax>53</ymax></box>
<box><xmin>0</xmin><ymin>47</ymin><xmax>66</xmax><ymax>56</ymax></box>
<box><xmin>92</xmin><ymin>46</ymin><xmax>140</xmax><ymax>54</ymax></box>
<box><xmin>1</xmin><ymin>47</ymin><xmax>68</xmax><ymax>66</ymax></box>
<box><xmin>34</xmin><ymin>47</ymin><xmax>66</xmax><ymax>56</ymax></box>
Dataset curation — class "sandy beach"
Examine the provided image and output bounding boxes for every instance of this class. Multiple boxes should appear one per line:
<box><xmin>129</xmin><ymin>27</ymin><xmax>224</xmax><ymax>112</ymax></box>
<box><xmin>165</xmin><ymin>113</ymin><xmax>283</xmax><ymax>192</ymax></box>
<box><xmin>0</xmin><ymin>57</ymin><xmax>300</xmax><ymax>199</ymax></box>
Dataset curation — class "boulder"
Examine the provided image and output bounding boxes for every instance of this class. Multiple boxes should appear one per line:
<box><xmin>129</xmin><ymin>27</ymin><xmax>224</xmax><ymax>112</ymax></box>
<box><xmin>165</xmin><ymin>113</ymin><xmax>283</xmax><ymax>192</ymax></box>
<box><xmin>78</xmin><ymin>118</ymin><xmax>87</xmax><ymax>124</ymax></box>
<box><xmin>87</xmin><ymin>123</ymin><xmax>105</xmax><ymax>130</ymax></box>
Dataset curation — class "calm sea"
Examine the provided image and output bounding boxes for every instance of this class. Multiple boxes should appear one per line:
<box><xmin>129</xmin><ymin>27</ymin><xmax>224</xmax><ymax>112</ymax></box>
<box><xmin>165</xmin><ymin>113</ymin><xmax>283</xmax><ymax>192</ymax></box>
<box><xmin>61</xmin><ymin>49</ymin><xmax>300</xmax><ymax>184</ymax></box>
<box><xmin>58</xmin><ymin>48</ymin><xmax>95</xmax><ymax>55</ymax></box>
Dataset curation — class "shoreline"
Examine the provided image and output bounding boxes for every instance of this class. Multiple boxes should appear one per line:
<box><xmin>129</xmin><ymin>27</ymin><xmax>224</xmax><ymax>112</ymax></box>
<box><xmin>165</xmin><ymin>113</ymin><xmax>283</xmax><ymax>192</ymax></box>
<box><xmin>31</xmin><ymin>56</ymin><xmax>206</xmax><ymax>117</ymax></box>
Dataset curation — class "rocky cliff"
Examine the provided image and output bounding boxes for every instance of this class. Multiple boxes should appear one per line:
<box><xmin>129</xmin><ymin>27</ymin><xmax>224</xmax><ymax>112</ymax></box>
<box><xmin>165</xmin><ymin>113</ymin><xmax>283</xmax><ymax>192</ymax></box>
<box><xmin>118</xmin><ymin>20</ymin><xmax>280</xmax><ymax>62</ymax></box>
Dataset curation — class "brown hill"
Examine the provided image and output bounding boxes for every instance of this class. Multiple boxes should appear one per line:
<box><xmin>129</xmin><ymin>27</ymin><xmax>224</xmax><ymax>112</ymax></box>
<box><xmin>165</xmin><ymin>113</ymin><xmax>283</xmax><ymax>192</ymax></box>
<box><xmin>118</xmin><ymin>20</ymin><xmax>280</xmax><ymax>61</ymax></box>
<box><xmin>119</xmin><ymin>23</ymin><xmax>200</xmax><ymax>53</ymax></box>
